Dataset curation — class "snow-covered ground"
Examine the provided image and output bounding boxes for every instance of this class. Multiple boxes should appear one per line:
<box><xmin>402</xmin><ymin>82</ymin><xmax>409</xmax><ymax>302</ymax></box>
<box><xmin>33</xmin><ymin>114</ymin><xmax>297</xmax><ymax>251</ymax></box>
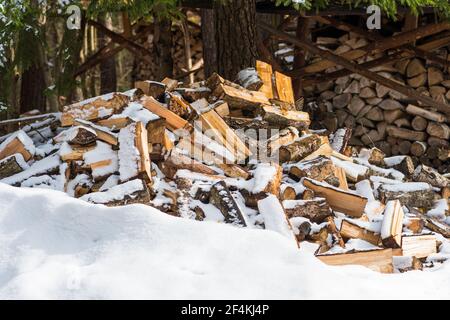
<box><xmin>0</xmin><ymin>182</ymin><xmax>449</xmax><ymax>300</ymax></box>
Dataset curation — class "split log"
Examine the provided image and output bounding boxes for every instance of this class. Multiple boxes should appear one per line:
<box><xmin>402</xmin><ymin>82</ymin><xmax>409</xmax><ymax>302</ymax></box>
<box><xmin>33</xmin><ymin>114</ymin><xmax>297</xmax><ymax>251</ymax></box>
<box><xmin>175</xmin><ymin>87</ymin><xmax>211</xmax><ymax>103</ymax></box>
<box><xmin>280</xmin><ymin>184</ymin><xmax>297</xmax><ymax>201</ymax></box>
<box><xmin>236</xmin><ymin>67</ymin><xmax>263</xmax><ymax>91</ymax></box>
<box><xmin>241</xmin><ymin>163</ymin><xmax>282</xmax><ymax>207</ymax></box>
<box><xmin>401</xmin><ymin>234</ymin><xmax>437</xmax><ymax>258</ymax></box>
<box><xmin>0</xmin><ymin>130</ymin><xmax>35</xmax><ymax>162</ymax></box>
<box><xmin>97</xmin><ymin>117</ymin><xmax>132</xmax><ymax>130</ymax></box>
<box><xmin>261</xmin><ymin>106</ymin><xmax>311</xmax><ymax>129</ymax></box>
<box><xmin>412</xmin><ymin>165</ymin><xmax>448</xmax><ymax>188</ymax></box>
<box><xmin>316</xmin><ymin>249</ymin><xmax>394</xmax><ymax>273</ymax></box>
<box><xmin>289</xmin><ymin>156</ymin><xmax>336</xmax><ymax>182</ymax></box>
<box><xmin>210</xmin><ymin>181</ymin><xmax>246</xmax><ymax>226</ymax></box>
<box><xmin>142</xmin><ymin>96</ymin><xmax>192</xmax><ymax>132</ymax></box>
<box><xmin>340</xmin><ymin>219</ymin><xmax>381</xmax><ymax>246</ymax></box>
<box><xmin>74</xmin><ymin>119</ymin><xmax>118</xmax><ymax>146</ymax></box>
<box><xmin>80</xmin><ymin>179</ymin><xmax>150</xmax><ymax>206</ymax></box>
<box><xmin>258</xmin><ymin>194</ymin><xmax>299</xmax><ymax>247</ymax></box>
<box><xmin>404</xmin><ymin>217</ymin><xmax>425</xmax><ymax>234</ymax></box>
<box><xmin>283</xmin><ymin>198</ymin><xmax>331</xmax><ymax>223</ymax></box>
<box><xmin>267</xmin><ymin>127</ymin><xmax>299</xmax><ymax>156</ymax></box>
<box><xmin>135</xmin><ymin>80</ymin><xmax>166</xmax><ymax>99</ymax></box>
<box><xmin>386</xmin><ymin>125</ymin><xmax>427</xmax><ymax>142</ymax></box>
<box><xmin>256</xmin><ymin>60</ymin><xmax>274</xmax><ymax>99</ymax></box>
<box><xmin>303</xmin><ymin>178</ymin><xmax>367</xmax><ymax>218</ymax></box>
<box><xmin>60</xmin><ymin>145</ymin><xmax>96</xmax><ymax>161</ymax></box>
<box><xmin>53</xmin><ymin>126</ymin><xmax>97</xmax><ymax>146</ymax></box>
<box><xmin>330</xmin><ymin>127</ymin><xmax>352</xmax><ymax>153</ymax></box>
<box><xmin>212</xmin><ymin>83</ymin><xmax>269</xmax><ymax>110</ymax></box>
<box><xmin>161</xmin><ymin>77</ymin><xmax>179</xmax><ymax>92</ymax></box>
<box><xmin>327</xmin><ymin>216</ymin><xmax>345</xmax><ymax>248</ymax></box>
<box><xmin>168</xmin><ymin>93</ymin><xmax>195</xmax><ymax>120</ymax></box>
<box><xmin>427</xmin><ymin>122</ymin><xmax>450</xmax><ymax>140</ymax></box>
<box><xmin>279</xmin><ymin>134</ymin><xmax>322</xmax><ymax>163</ymax></box>
<box><xmin>217</xmin><ymin>163</ymin><xmax>250</xmax><ymax>179</ymax></box>
<box><xmin>61</xmin><ymin>93</ymin><xmax>129</xmax><ymax>126</ymax></box>
<box><xmin>0</xmin><ymin>154</ymin><xmax>27</xmax><ymax>179</ymax></box>
<box><xmin>378</xmin><ymin>182</ymin><xmax>434</xmax><ymax>208</ymax></box>
<box><xmin>381</xmin><ymin>200</ymin><xmax>404</xmax><ymax>248</ymax></box>
<box><xmin>160</xmin><ymin>151</ymin><xmax>220</xmax><ymax>179</ymax></box>
<box><xmin>307</xmin><ymin>226</ymin><xmax>329</xmax><ymax>244</ymax></box>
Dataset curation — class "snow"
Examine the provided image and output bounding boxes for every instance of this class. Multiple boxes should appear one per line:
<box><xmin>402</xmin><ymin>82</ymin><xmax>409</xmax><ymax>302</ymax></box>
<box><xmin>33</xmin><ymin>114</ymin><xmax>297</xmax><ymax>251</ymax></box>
<box><xmin>384</xmin><ymin>156</ymin><xmax>406</xmax><ymax>167</ymax></box>
<box><xmin>0</xmin><ymin>184</ymin><xmax>450</xmax><ymax>299</ymax></box>
<box><xmin>380</xmin><ymin>182</ymin><xmax>431</xmax><ymax>193</ymax></box>
<box><xmin>81</xmin><ymin>179</ymin><xmax>145</xmax><ymax>204</ymax></box>
<box><xmin>1</xmin><ymin>154</ymin><xmax>61</xmax><ymax>186</ymax></box>
<box><xmin>118</xmin><ymin>124</ymin><xmax>140</xmax><ymax>182</ymax></box>
<box><xmin>381</xmin><ymin>200</ymin><xmax>404</xmax><ymax>240</ymax></box>
<box><xmin>331</xmin><ymin>156</ymin><xmax>368</xmax><ymax>179</ymax></box>
<box><xmin>427</xmin><ymin>199</ymin><xmax>449</xmax><ymax>221</ymax></box>
<box><xmin>115</xmin><ymin>102</ymin><xmax>159</xmax><ymax>125</ymax></box>
<box><xmin>53</xmin><ymin>126</ymin><xmax>97</xmax><ymax>143</ymax></box>
<box><xmin>83</xmin><ymin>142</ymin><xmax>118</xmax><ymax>180</ymax></box>
<box><xmin>251</xmin><ymin>163</ymin><xmax>277</xmax><ymax>193</ymax></box>
<box><xmin>0</xmin><ymin>153</ymin><xmax>29</xmax><ymax>170</ymax></box>
<box><xmin>257</xmin><ymin>195</ymin><xmax>298</xmax><ymax>247</ymax></box>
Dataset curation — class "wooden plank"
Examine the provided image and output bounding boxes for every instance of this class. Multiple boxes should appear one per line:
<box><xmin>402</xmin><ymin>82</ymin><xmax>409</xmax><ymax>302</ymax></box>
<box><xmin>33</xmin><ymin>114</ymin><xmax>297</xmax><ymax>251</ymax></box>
<box><xmin>274</xmin><ymin>71</ymin><xmax>295</xmax><ymax>104</ymax></box>
<box><xmin>381</xmin><ymin>200</ymin><xmax>404</xmax><ymax>248</ymax></box>
<box><xmin>303</xmin><ymin>178</ymin><xmax>367</xmax><ymax>218</ymax></box>
<box><xmin>317</xmin><ymin>249</ymin><xmax>394</xmax><ymax>273</ymax></box>
<box><xmin>256</xmin><ymin>60</ymin><xmax>274</xmax><ymax>99</ymax></box>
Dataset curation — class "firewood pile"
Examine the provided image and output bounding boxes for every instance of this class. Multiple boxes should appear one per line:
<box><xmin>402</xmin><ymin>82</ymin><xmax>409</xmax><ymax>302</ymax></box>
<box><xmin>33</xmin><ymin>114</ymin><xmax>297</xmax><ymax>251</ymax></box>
<box><xmin>301</xmin><ymin>32</ymin><xmax>450</xmax><ymax>174</ymax></box>
<box><xmin>0</xmin><ymin>61</ymin><xmax>448</xmax><ymax>274</ymax></box>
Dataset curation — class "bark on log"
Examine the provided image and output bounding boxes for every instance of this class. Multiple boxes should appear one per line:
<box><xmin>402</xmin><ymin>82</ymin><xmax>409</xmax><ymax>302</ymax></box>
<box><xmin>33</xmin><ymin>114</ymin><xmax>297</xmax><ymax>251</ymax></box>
<box><xmin>210</xmin><ymin>180</ymin><xmax>247</xmax><ymax>226</ymax></box>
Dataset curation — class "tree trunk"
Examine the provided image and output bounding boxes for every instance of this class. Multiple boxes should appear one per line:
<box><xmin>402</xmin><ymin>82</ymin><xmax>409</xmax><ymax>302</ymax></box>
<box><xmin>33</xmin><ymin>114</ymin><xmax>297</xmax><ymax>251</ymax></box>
<box><xmin>214</xmin><ymin>0</ymin><xmax>258</xmax><ymax>80</ymax></box>
<box><xmin>98</xmin><ymin>13</ymin><xmax>117</xmax><ymax>94</ymax></box>
<box><xmin>20</xmin><ymin>65</ymin><xmax>46</xmax><ymax>114</ymax></box>
<box><xmin>153</xmin><ymin>15</ymin><xmax>173</xmax><ymax>81</ymax></box>
<box><xmin>293</xmin><ymin>17</ymin><xmax>310</xmax><ymax>99</ymax></box>
<box><xmin>201</xmin><ymin>9</ymin><xmax>217</xmax><ymax>78</ymax></box>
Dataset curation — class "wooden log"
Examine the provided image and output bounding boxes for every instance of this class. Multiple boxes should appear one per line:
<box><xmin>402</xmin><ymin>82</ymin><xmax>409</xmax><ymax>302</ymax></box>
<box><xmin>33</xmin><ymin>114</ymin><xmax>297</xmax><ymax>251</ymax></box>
<box><xmin>256</xmin><ymin>60</ymin><xmax>274</xmax><ymax>99</ymax></box>
<box><xmin>330</xmin><ymin>127</ymin><xmax>352</xmax><ymax>153</ymax></box>
<box><xmin>258</xmin><ymin>194</ymin><xmax>299</xmax><ymax>247</ymax></box>
<box><xmin>210</xmin><ymin>181</ymin><xmax>247</xmax><ymax>226</ymax></box>
<box><xmin>160</xmin><ymin>151</ymin><xmax>219</xmax><ymax>179</ymax></box>
<box><xmin>340</xmin><ymin>219</ymin><xmax>381</xmax><ymax>246</ymax></box>
<box><xmin>274</xmin><ymin>71</ymin><xmax>295</xmax><ymax>104</ymax></box>
<box><xmin>261</xmin><ymin>106</ymin><xmax>310</xmax><ymax>129</ymax></box>
<box><xmin>73</xmin><ymin>119</ymin><xmax>118</xmax><ymax>146</ymax></box>
<box><xmin>427</xmin><ymin>122</ymin><xmax>450</xmax><ymax>140</ymax></box>
<box><xmin>381</xmin><ymin>200</ymin><xmax>404</xmax><ymax>248</ymax></box>
<box><xmin>386</xmin><ymin>125</ymin><xmax>427</xmax><ymax>142</ymax></box>
<box><xmin>378</xmin><ymin>182</ymin><xmax>434</xmax><ymax>209</ymax></box>
<box><xmin>212</xmin><ymin>83</ymin><xmax>269</xmax><ymax>110</ymax></box>
<box><xmin>316</xmin><ymin>249</ymin><xmax>394</xmax><ymax>273</ymax></box>
<box><xmin>398</xmin><ymin>140</ymin><xmax>412</xmax><ymax>155</ymax></box>
<box><xmin>283</xmin><ymin>198</ymin><xmax>331</xmax><ymax>223</ymax></box>
<box><xmin>236</xmin><ymin>67</ymin><xmax>263</xmax><ymax>91</ymax></box>
<box><xmin>411</xmin><ymin>116</ymin><xmax>428</xmax><ymax>131</ymax></box>
<box><xmin>412</xmin><ymin>165</ymin><xmax>448</xmax><ymax>188</ymax></box>
<box><xmin>241</xmin><ymin>163</ymin><xmax>282</xmax><ymax>207</ymax></box>
<box><xmin>410</xmin><ymin>141</ymin><xmax>428</xmax><ymax>157</ymax></box>
<box><xmin>280</xmin><ymin>184</ymin><xmax>297</xmax><ymax>201</ymax></box>
<box><xmin>53</xmin><ymin>126</ymin><xmax>97</xmax><ymax>146</ymax></box>
<box><xmin>0</xmin><ymin>154</ymin><xmax>27</xmax><ymax>179</ymax></box>
<box><xmin>142</xmin><ymin>96</ymin><xmax>191</xmax><ymax>132</ymax></box>
<box><xmin>327</xmin><ymin>216</ymin><xmax>345</xmax><ymax>248</ymax></box>
<box><xmin>405</xmin><ymin>104</ymin><xmax>446</xmax><ymax>122</ymax></box>
<box><xmin>401</xmin><ymin>234</ymin><xmax>437</xmax><ymax>258</ymax></box>
<box><xmin>60</xmin><ymin>145</ymin><xmax>96</xmax><ymax>162</ymax></box>
<box><xmin>135</xmin><ymin>81</ymin><xmax>166</xmax><ymax>99</ymax></box>
<box><xmin>266</xmin><ymin>127</ymin><xmax>299</xmax><ymax>156</ymax></box>
<box><xmin>61</xmin><ymin>93</ymin><xmax>129</xmax><ymax>127</ymax></box>
<box><xmin>386</xmin><ymin>155</ymin><xmax>415</xmax><ymax>177</ymax></box>
<box><xmin>289</xmin><ymin>156</ymin><xmax>336</xmax><ymax>183</ymax></box>
<box><xmin>97</xmin><ymin>117</ymin><xmax>132</xmax><ymax>130</ymax></box>
<box><xmin>279</xmin><ymin>134</ymin><xmax>322</xmax><ymax>163</ymax></box>
<box><xmin>404</xmin><ymin>217</ymin><xmax>425</xmax><ymax>234</ymax></box>
<box><xmin>303</xmin><ymin>178</ymin><xmax>367</xmax><ymax>218</ymax></box>
<box><xmin>0</xmin><ymin>130</ymin><xmax>34</xmax><ymax>162</ymax></box>
<box><xmin>161</xmin><ymin>77</ymin><xmax>179</xmax><ymax>91</ymax></box>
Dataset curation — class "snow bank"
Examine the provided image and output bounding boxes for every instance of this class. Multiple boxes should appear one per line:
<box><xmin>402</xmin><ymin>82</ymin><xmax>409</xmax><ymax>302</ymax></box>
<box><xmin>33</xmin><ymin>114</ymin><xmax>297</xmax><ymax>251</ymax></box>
<box><xmin>0</xmin><ymin>183</ymin><xmax>449</xmax><ymax>300</ymax></box>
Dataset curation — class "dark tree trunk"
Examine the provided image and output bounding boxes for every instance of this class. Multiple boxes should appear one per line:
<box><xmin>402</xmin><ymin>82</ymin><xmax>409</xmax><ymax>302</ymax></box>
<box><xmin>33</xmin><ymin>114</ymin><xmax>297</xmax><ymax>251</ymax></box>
<box><xmin>293</xmin><ymin>17</ymin><xmax>310</xmax><ymax>99</ymax></box>
<box><xmin>98</xmin><ymin>13</ymin><xmax>117</xmax><ymax>94</ymax></box>
<box><xmin>201</xmin><ymin>9</ymin><xmax>217</xmax><ymax>78</ymax></box>
<box><xmin>20</xmin><ymin>65</ymin><xmax>46</xmax><ymax>113</ymax></box>
<box><xmin>214</xmin><ymin>0</ymin><xmax>258</xmax><ymax>80</ymax></box>
<box><xmin>153</xmin><ymin>15</ymin><xmax>174</xmax><ymax>81</ymax></box>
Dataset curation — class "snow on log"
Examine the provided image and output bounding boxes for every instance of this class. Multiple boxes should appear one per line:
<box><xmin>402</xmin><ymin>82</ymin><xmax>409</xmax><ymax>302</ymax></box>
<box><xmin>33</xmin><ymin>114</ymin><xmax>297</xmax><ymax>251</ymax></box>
<box><xmin>160</xmin><ymin>151</ymin><xmax>220</xmax><ymax>179</ymax></box>
<box><xmin>0</xmin><ymin>153</ymin><xmax>29</xmax><ymax>179</ymax></box>
<box><xmin>61</xmin><ymin>92</ymin><xmax>129</xmax><ymax>127</ymax></box>
<box><xmin>262</xmin><ymin>106</ymin><xmax>310</xmax><ymax>130</ymax></box>
<box><xmin>135</xmin><ymin>80</ymin><xmax>166</xmax><ymax>99</ymax></box>
<box><xmin>81</xmin><ymin>179</ymin><xmax>150</xmax><ymax>206</ymax></box>
<box><xmin>0</xmin><ymin>130</ymin><xmax>35</xmax><ymax>162</ymax></box>
<box><xmin>340</xmin><ymin>219</ymin><xmax>381</xmax><ymax>246</ymax></box>
<box><xmin>303</xmin><ymin>178</ymin><xmax>367</xmax><ymax>218</ymax></box>
<box><xmin>377</xmin><ymin>182</ymin><xmax>435</xmax><ymax>209</ymax></box>
<box><xmin>236</xmin><ymin>67</ymin><xmax>263</xmax><ymax>91</ymax></box>
<box><xmin>279</xmin><ymin>134</ymin><xmax>322</xmax><ymax>163</ymax></box>
<box><xmin>257</xmin><ymin>194</ymin><xmax>299</xmax><ymax>247</ymax></box>
<box><xmin>283</xmin><ymin>198</ymin><xmax>331</xmax><ymax>223</ymax></box>
<box><xmin>412</xmin><ymin>165</ymin><xmax>448</xmax><ymax>188</ymax></box>
<box><xmin>84</xmin><ymin>141</ymin><xmax>119</xmax><ymax>181</ymax></box>
<box><xmin>381</xmin><ymin>200</ymin><xmax>404</xmax><ymax>248</ymax></box>
<box><xmin>53</xmin><ymin>126</ymin><xmax>97</xmax><ymax>146</ymax></box>
<box><xmin>289</xmin><ymin>156</ymin><xmax>336</xmax><ymax>183</ymax></box>
<box><xmin>74</xmin><ymin>119</ymin><xmax>118</xmax><ymax>146</ymax></box>
<box><xmin>241</xmin><ymin>163</ymin><xmax>282</xmax><ymax>207</ymax></box>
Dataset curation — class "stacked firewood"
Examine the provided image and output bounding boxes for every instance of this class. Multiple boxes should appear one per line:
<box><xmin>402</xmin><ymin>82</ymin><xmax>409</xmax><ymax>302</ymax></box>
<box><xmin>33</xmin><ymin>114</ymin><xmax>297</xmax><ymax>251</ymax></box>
<box><xmin>302</xmin><ymin>33</ymin><xmax>450</xmax><ymax>174</ymax></box>
<box><xmin>0</xmin><ymin>61</ymin><xmax>448</xmax><ymax>274</ymax></box>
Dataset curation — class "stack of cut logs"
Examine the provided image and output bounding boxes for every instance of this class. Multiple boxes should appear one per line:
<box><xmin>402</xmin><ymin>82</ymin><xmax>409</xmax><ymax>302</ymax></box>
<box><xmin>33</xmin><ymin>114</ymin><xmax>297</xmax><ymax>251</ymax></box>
<box><xmin>303</xmin><ymin>33</ymin><xmax>450</xmax><ymax>174</ymax></box>
<box><xmin>0</xmin><ymin>61</ymin><xmax>448</xmax><ymax>274</ymax></box>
